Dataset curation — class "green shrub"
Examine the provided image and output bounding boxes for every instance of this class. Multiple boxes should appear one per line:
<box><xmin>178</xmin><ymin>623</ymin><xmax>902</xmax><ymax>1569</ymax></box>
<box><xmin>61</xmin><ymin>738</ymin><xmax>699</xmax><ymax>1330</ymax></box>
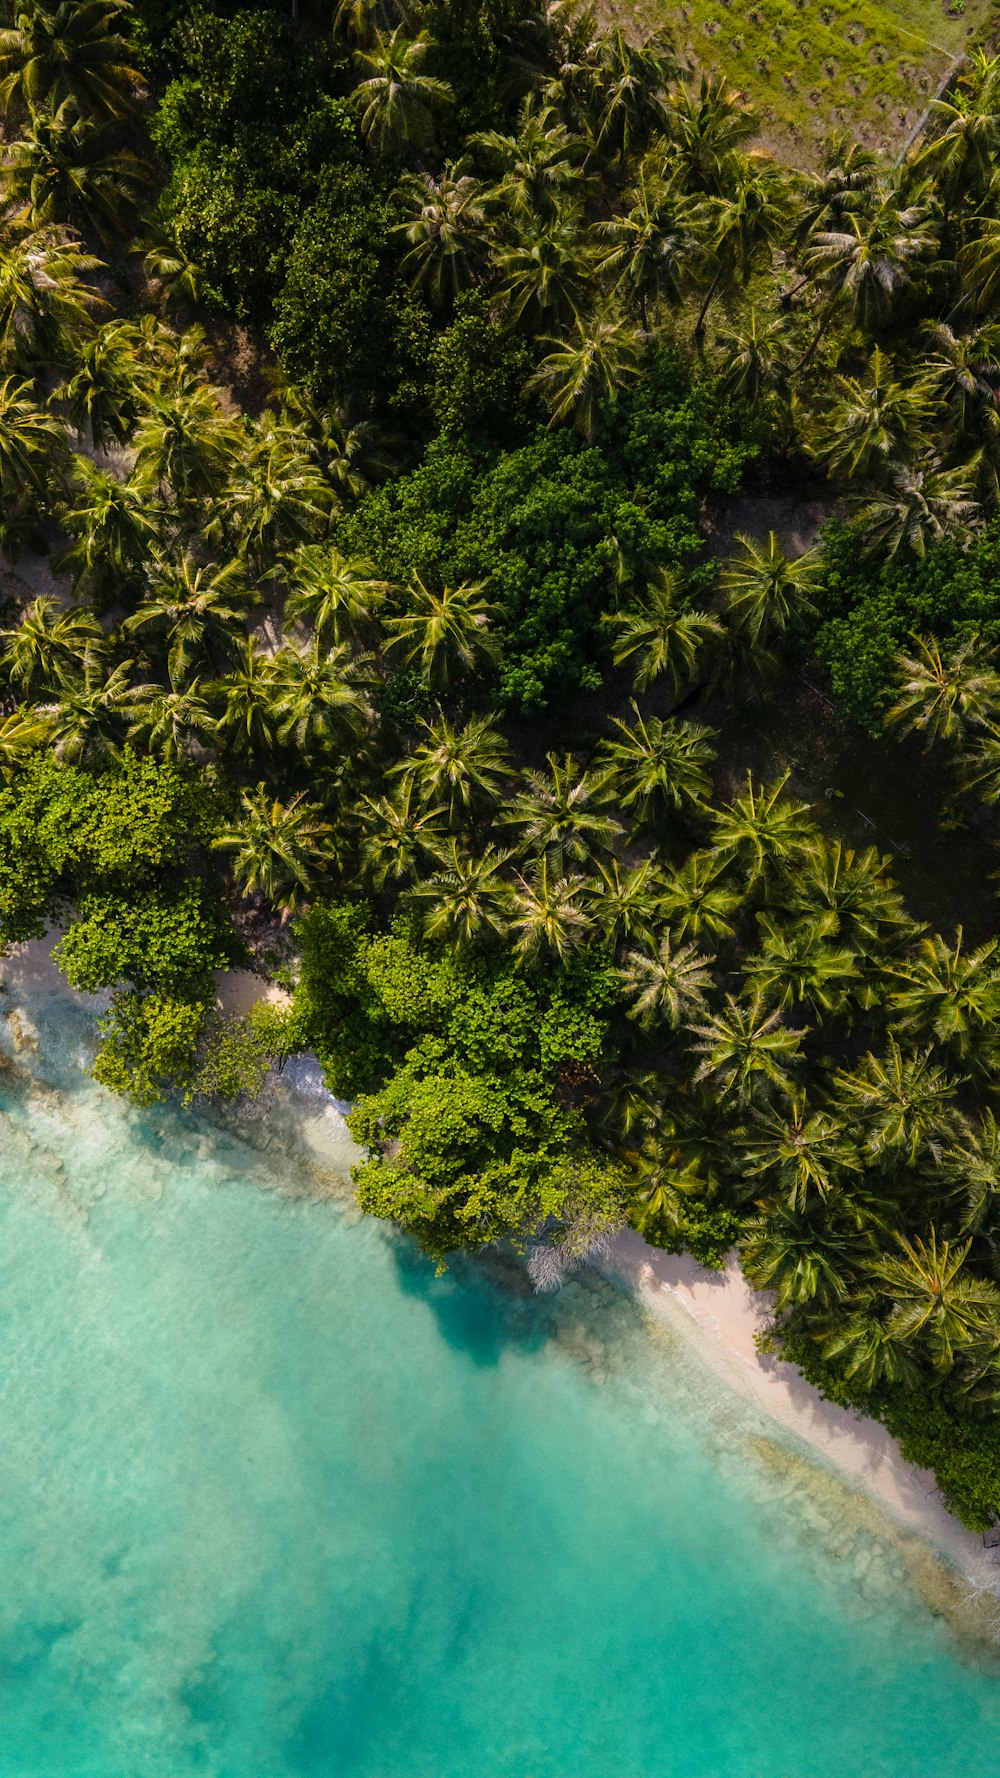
<box><xmin>812</xmin><ymin>520</ymin><xmax>1000</xmax><ymax>731</ymax></box>
<box><xmin>343</xmin><ymin>354</ymin><xmax>756</xmax><ymax>711</ymax></box>
<box><xmin>54</xmin><ymin>882</ymin><xmax>231</xmax><ymax>996</ymax></box>
<box><xmin>92</xmin><ymin>990</ymin><xmax>207</xmax><ymax>1106</ymax></box>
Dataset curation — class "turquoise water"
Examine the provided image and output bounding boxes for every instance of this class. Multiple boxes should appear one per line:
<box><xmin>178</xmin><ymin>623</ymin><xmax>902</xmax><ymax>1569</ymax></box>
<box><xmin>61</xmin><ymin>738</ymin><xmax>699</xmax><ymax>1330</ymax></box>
<box><xmin>0</xmin><ymin>983</ymin><xmax>999</xmax><ymax>1778</ymax></box>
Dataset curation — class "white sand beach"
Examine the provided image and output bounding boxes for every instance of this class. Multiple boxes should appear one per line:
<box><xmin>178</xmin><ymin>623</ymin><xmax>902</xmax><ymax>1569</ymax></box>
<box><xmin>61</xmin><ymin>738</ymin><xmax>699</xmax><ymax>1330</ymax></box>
<box><xmin>2</xmin><ymin>933</ymin><xmax>998</xmax><ymax>1594</ymax></box>
<box><xmin>602</xmin><ymin>1232</ymin><xmax>998</xmax><ymax>1587</ymax></box>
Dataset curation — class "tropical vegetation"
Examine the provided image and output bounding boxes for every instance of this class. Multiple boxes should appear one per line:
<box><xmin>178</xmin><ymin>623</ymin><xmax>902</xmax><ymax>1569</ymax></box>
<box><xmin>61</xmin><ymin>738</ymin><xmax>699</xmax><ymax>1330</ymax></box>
<box><xmin>1</xmin><ymin>0</ymin><xmax>1000</xmax><ymax>1526</ymax></box>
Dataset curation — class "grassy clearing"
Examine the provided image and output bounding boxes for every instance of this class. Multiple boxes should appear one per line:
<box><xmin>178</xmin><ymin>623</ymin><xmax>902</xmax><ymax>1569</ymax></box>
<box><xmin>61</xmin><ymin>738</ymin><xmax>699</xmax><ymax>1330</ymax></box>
<box><xmin>623</xmin><ymin>0</ymin><xmax>993</xmax><ymax>161</ymax></box>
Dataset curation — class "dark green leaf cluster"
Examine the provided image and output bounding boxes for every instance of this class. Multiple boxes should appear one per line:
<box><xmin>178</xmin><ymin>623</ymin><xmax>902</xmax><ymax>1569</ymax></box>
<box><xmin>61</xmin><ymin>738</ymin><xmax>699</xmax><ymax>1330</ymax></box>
<box><xmin>810</xmin><ymin>520</ymin><xmax>1000</xmax><ymax>730</ymax></box>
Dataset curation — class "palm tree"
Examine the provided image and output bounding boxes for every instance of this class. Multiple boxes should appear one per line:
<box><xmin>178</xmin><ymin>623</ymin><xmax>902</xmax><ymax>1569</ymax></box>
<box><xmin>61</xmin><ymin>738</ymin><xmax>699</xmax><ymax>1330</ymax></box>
<box><xmin>356</xmin><ymin>780</ymin><xmax>449</xmax><ymax>888</ymax></box>
<box><xmin>333</xmin><ymin>0</ymin><xmax>397</xmax><ymax>43</ymax></box>
<box><xmin>714</xmin><ymin>307</ymin><xmax>797</xmax><ymax>403</ymax></box>
<box><xmin>57</xmin><ymin>320</ymin><xmax>151</xmax><ymax>448</ymax></box>
<box><xmin>391</xmin><ymin>711</ymin><xmax>511</xmax><ymax>818</ymax></box>
<box><xmin>126</xmin><ymin>669</ymin><xmax>216</xmax><ymax>764</ymax></box>
<box><xmin>500</xmin><ymin>751</ymin><xmax>621</xmax><ymax>868</ymax></box>
<box><xmin>662</xmin><ymin>72</ymin><xmax>759</xmax><ymax>196</ymax></box>
<box><xmin>268</xmin><ymin>636</ymin><xmax>368</xmax><ymax>754</ymax></box>
<box><xmin>3</xmin><ymin>593</ymin><xmax>104</xmax><ymax>693</ymax></box>
<box><xmin>659</xmin><ymin>848</ymin><xmax>742</xmax><ymax>943</ymax></box>
<box><xmin>142</xmin><ymin>222</ymin><xmax>201</xmax><ymax>310</ymax></box>
<box><xmin>283</xmin><ymin>543</ymin><xmax>390</xmax><ymax>646</ymax></box>
<box><xmin>492</xmin><ymin>199</ymin><xmax>597</xmax><ymax>331</ymax></box>
<box><xmin>133</xmin><ymin>384</ymin><xmax>239</xmax><ymax>503</ymax></box>
<box><xmin>959</xmin><ymin>189</ymin><xmax>1000</xmax><ymax>302</ymax></box>
<box><xmin>597</xmin><ymin>158</ymin><xmax>696</xmax><ymax>327</ymax></box>
<box><xmin>853</xmin><ymin>457</ymin><xmax>980</xmax><ymax>560</ymax></box>
<box><xmin>281</xmin><ymin>391</ymin><xmax>393</xmax><ymax>502</ymax></box>
<box><xmin>55</xmin><ymin>457</ymin><xmax>160</xmax><ymax>598</ymax></box>
<box><xmin>743</xmin><ymin>912</ymin><xmax>860</xmax><ymax>1016</ymax></box>
<box><xmin>692</xmin><ymin>153</ymin><xmax>794</xmax><ymax>338</ymax></box>
<box><xmin>596</xmin><ymin>704</ymin><xmax>715</xmax><ymax>821</ymax></box>
<box><xmin>885</xmin><ymin>632</ymin><xmax>1000</xmax><ymax>747</ymax></box>
<box><xmin>815</xmin><ymin>1303</ymin><xmax>918</xmax><ymax>1392</ymax></box>
<box><xmin>394</xmin><ymin>165</ymin><xmax>487</xmax><ymax>304</ymax></box>
<box><xmin>472</xmin><ymin>98</ymin><xmax>587</xmax><ymax>219</ymax></box>
<box><xmin>619</xmin><ymin>931</ymin><xmax>714</xmax><ymax>1028</ymax></box>
<box><xmin>213</xmin><ymin>786</ymin><xmax>333</xmax><ymax>915</ymax></box>
<box><xmin>385</xmin><ymin>575</ymin><xmax>499</xmax><ymax>689</ymax></box>
<box><xmin>888</xmin><ymin>928</ymin><xmax>1000</xmax><ymax>1063</ymax></box>
<box><xmin>627</xmin><ymin>1119</ymin><xmax>714</xmax><ymax>1241</ymax></box>
<box><xmin>940</xmin><ymin>1111</ymin><xmax>1000</xmax><ymax>1236</ymax></box>
<box><xmin>585</xmin><ymin>25</ymin><xmax>677</xmax><ymax>166</ymax></box>
<box><xmin>833</xmin><ymin>1037</ymin><xmax>963</xmax><ymax>1162</ymax></box>
<box><xmin>719</xmin><ymin>532</ymin><xmax>821</xmax><ymax>646</ymax></box>
<box><xmin>807</xmin><ymin>348</ymin><xmax>936</xmax><ymax>482</ymax></box>
<box><xmin>124</xmin><ymin>554</ymin><xmax>255</xmax><ymax>679</ymax></box>
<box><xmin>913</xmin><ymin>51</ymin><xmax>1000</xmax><ymax>211</ymax></box>
<box><xmin>740</xmin><ymin>1095</ymin><xmax>859</xmax><ymax>1212</ymax></box>
<box><xmin>407</xmin><ymin>840</ymin><xmax>512</xmax><ymax>948</ymax></box>
<box><xmin>603</xmin><ymin>566</ymin><xmax>722</xmax><ymax>695</ymax></box>
<box><xmin>783</xmin><ymin>838</ymin><xmax>914</xmax><ymax>961</ymax></box>
<box><xmin>923</xmin><ymin>321</ymin><xmax>1000</xmax><ymax>446</ymax></box>
<box><xmin>692</xmin><ymin>992</ymin><xmax>803</xmax><ymax>1105</ymax></box>
<box><xmin>796</xmin><ymin>181</ymin><xmax>935</xmax><ymax>355</ymax></box>
<box><xmin>740</xmin><ymin>1202</ymin><xmax>856</xmax><ymax>1309</ymax></box>
<box><xmin>0</xmin><ymin>0</ymin><xmax>141</xmax><ymax>121</ymax></box>
<box><xmin>212</xmin><ymin>638</ymin><xmax>281</xmax><ymax>758</ymax></box>
<box><xmin>0</xmin><ymin>373</ymin><xmax>64</xmax><ymax>495</ymax></box>
<box><xmin>583</xmin><ymin>855</ymin><xmax>660</xmax><ymax>949</ymax></box>
<box><xmin>525</xmin><ymin>311</ymin><xmax>643</xmax><ymax>438</ymax></box>
<box><xmin>874</xmin><ymin>1230</ymin><xmax>1000</xmax><ymax>1375</ymax></box>
<box><xmin>351</xmin><ymin>27</ymin><xmax>452</xmax><ymax>151</ymax></box>
<box><xmin>793</xmin><ymin>131</ymin><xmax>880</xmax><ymax>242</ymax></box>
<box><xmin>0</xmin><ymin>704</ymin><xmax>51</xmax><ymax>779</ymax></box>
<box><xmin>958</xmin><ymin>720</ymin><xmax>1000</xmax><ymax>805</ymax></box>
<box><xmin>42</xmin><ymin>655</ymin><xmax>139</xmax><ymax>764</ymax></box>
<box><xmin>0</xmin><ymin>97</ymin><xmax>148</xmax><ymax>238</ymax></box>
<box><xmin>227</xmin><ymin>424</ymin><xmax>333</xmax><ymax>567</ymax></box>
<box><xmin>507</xmin><ymin>856</ymin><xmax>590</xmax><ymax>963</ymax></box>
<box><xmin>0</xmin><ymin>220</ymin><xmax>100</xmax><ymax>369</ymax></box>
<box><xmin>710</xmin><ymin>772</ymin><xmax>815</xmax><ymax>889</ymax></box>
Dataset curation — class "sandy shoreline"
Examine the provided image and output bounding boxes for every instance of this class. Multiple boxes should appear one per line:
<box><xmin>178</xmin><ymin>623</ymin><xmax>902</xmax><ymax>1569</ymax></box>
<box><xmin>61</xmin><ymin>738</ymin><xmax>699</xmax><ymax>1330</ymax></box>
<box><xmin>3</xmin><ymin>934</ymin><xmax>998</xmax><ymax>1595</ymax></box>
<box><xmin>601</xmin><ymin>1233</ymin><xmax>998</xmax><ymax>1589</ymax></box>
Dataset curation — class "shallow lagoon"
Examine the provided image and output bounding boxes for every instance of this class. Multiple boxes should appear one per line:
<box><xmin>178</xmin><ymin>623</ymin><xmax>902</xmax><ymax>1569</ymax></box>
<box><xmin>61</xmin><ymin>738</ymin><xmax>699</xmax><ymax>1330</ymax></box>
<box><xmin>0</xmin><ymin>984</ymin><xmax>998</xmax><ymax>1778</ymax></box>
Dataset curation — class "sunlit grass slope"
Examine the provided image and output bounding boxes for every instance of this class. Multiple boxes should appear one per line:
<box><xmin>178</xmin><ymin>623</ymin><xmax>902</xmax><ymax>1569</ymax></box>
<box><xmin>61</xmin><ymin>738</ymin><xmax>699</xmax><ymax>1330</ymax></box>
<box><xmin>622</xmin><ymin>0</ymin><xmax>991</xmax><ymax>160</ymax></box>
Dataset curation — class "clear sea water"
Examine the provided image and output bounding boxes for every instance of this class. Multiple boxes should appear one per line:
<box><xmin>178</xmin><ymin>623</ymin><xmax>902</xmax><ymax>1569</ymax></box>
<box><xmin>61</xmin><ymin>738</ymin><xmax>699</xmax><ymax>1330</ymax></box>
<box><xmin>1</xmin><ymin>980</ymin><xmax>999</xmax><ymax>1778</ymax></box>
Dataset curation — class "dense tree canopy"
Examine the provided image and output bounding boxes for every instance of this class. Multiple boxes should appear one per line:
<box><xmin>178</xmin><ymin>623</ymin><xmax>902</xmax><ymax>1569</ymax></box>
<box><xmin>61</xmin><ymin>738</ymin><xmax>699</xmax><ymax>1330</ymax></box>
<box><xmin>1</xmin><ymin>0</ymin><xmax>1000</xmax><ymax>1525</ymax></box>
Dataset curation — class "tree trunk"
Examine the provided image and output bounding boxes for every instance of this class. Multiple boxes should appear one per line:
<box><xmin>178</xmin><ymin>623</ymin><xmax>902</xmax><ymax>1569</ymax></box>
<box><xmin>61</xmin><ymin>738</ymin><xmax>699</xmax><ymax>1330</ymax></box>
<box><xmin>790</xmin><ymin>291</ymin><xmax>839</xmax><ymax>378</ymax></box>
<box><xmin>693</xmin><ymin>263</ymin><xmax>724</xmax><ymax>342</ymax></box>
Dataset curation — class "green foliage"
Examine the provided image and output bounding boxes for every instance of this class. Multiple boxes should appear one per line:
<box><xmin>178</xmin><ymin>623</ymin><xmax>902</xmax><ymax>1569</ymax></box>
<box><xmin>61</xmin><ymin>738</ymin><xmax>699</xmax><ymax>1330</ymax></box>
<box><xmin>0</xmin><ymin>752</ymin><xmax>224</xmax><ymax>944</ymax></box>
<box><xmin>292</xmin><ymin>900</ymin><xmax>399</xmax><ymax>1095</ymax></box>
<box><xmin>812</xmin><ymin>520</ymin><xmax>1000</xmax><ymax>730</ymax></box>
<box><xmin>269</xmin><ymin>170</ymin><xmax>393</xmax><ymax>400</ymax></box>
<box><xmin>427</xmin><ymin>291</ymin><xmax>531</xmax><ymax>438</ymax></box>
<box><xmin>293</xmin><ymin>903</ymin><xmax>618</xmax><ymax>1097</ymax></box>
<box><xmin>193</xmin><ymin>1001</ymin><xmax>299</xmax><ymax>1099</ymax></box>
<box><xmin>53</xmin><ymin>881</ymin><xmax>230</xmax><ymax>994</ymax></box>
<box><xmin>644</xmin><ymin>1204</ymin><xmax>743</xmax><ymax>1270</ymax></box>
<box><xmin>343</xmin><ymin>355</ymin><xmax>756</xmax><ymax>709</ymax></box>
<box><xmin>92</xmin><ymin>988</ymin><xmax>207</xmax><ymax>1106</ymax></box>
<box><xmin>351</xmin><ymin>1048</ymin><xmax>628</xmax><ymax>1263</ymax></box>
<box><xmin>152</xmin><ymin>7</ymin><xmax>360</xmax><ymax>323</ymax></box>
<box><xmin>292</xmin><ymin>902</ymin><xmax>624</xmax><ymax>1261</ymax></box>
